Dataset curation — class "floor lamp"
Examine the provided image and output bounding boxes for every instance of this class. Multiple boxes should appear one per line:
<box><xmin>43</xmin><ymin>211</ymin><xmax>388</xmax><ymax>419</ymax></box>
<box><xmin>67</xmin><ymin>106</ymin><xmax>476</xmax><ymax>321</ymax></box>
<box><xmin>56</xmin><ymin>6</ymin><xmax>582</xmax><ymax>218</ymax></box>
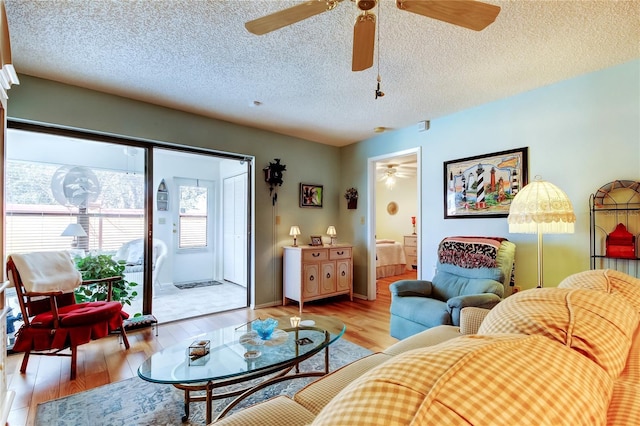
<box><xmin>507</xmin><ymin>176</ymin><xmax>576</xmax><ymax>288</ymax></box>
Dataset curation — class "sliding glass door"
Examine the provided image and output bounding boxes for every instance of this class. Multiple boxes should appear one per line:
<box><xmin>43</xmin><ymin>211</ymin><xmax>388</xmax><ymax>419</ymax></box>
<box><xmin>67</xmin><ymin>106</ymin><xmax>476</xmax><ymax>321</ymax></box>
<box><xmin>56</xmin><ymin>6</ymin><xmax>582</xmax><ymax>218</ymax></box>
<box><xmin>5</xmin><ymin>123</ymin><xmax>252</xmax><ymax>332</ymax></box>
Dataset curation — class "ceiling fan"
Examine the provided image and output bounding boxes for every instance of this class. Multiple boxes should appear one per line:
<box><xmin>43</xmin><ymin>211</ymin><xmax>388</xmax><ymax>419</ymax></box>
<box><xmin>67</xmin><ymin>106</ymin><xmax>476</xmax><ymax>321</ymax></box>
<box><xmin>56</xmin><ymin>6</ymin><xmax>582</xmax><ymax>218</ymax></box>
<box><xmin>377</xmin><ymin>163</ymin><xmax>415</xmax><ymax>188</ymax></box>
<box><xmin>245</xmin><ymin>0</ymin><xmax>501</xmax><ymax>72</ymax></box>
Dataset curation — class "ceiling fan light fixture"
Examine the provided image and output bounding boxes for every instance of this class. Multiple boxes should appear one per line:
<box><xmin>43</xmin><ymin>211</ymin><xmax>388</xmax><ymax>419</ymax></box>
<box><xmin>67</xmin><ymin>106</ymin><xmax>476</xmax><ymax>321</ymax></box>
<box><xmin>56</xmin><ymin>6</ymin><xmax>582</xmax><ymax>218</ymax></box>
<box><xmin>374</xmin><ymin>126</ymin><xmax>386</xmax><ymax>133</ymax></box>
<box><xmin>385</xmin><ymin>173</ymin><xmax>396</xmax><ymax>189</ymax></box>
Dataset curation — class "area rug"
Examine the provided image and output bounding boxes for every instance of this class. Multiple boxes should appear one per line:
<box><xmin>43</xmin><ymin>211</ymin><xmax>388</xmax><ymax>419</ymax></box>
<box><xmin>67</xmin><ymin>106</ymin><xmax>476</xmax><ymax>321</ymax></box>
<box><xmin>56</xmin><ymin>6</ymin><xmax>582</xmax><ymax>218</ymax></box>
<box><xmin>174</xmin><ymin>280</ymin><xmax>224</xmax><ymax>290</ymax></box>
<box><xmin>36</xmin><ymin>338</ymin><xmax>372</xmax><ymax>426</ymax></box>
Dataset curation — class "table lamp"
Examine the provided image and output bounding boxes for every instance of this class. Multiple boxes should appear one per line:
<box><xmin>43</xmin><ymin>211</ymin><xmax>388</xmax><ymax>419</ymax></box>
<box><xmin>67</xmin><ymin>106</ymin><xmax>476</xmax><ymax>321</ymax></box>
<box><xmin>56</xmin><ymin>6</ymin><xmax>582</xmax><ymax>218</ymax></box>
<box><xmin>326</xmin><ymin>226</ymin><xmax>337</xmax><ymax>245</ymax></box>
<box><xmin>61</xmin><ymin>223</ymin><xmax>87</xmax><ymax>248</ymax></box>
<box><xmin>289</xmin><ymin>226</ymin><xmax>301</xmax><ymax>246</ymax></box>
<box><xmin>507</xmin><ymin>176</ymin><xmax>575</xmax><ymax>288</ymax></box>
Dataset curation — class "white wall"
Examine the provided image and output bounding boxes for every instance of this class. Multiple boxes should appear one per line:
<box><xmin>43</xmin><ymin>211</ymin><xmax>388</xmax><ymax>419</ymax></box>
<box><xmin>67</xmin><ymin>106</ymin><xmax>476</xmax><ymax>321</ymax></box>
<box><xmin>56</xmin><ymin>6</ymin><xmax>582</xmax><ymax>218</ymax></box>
<box><xmin>375</xmin><ymin>176</ymin><xmax>417</xmax><ymax>242</ymax></box>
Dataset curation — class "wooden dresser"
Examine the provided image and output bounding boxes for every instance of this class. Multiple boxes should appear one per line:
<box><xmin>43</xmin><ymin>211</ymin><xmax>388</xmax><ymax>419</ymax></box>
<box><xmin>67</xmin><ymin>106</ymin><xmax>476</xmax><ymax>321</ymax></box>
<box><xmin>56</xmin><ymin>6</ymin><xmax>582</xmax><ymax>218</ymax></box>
<box><xmin>404</xmin><ymin>235</ymin><xmax>418</xmax><ymax>270</ymax></box>
<box><xmin>283</xmin><ymin>244</ymin><xmax>353</xmax><ymax>310</ymax></box>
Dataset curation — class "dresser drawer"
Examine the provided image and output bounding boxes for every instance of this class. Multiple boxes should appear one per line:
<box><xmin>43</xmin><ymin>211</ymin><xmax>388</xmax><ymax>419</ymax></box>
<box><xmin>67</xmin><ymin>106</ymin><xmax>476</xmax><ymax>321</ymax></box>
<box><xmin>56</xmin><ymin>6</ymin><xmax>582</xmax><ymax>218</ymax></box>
<box><xmin>404</xmin><ymin>236</ymin><xmax>417</xmax><ymax>247</ymax></box>
<box><xmin>303</xmin><ymin>249</ymin><xmax>328</xmax><ymax>262</ymax></box>
<box><xmin>330</xmin><ymin>247</ymin><xmax>352</xmax><ymax>260</ymax></box>
<box><xmin>405</xmin><ymin>246</ymin><xmax>417</xmax><ymax>256</ymax></box>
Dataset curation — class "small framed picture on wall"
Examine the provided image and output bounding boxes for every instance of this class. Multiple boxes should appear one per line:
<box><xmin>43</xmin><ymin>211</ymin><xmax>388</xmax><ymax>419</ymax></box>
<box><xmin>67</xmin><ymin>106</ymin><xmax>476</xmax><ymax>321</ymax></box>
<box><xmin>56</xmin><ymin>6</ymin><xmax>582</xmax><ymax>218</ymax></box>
<box><xmin>300</xmin><ymin>183</ymin><xmax>323</xmax><ymax>208</ymax></box>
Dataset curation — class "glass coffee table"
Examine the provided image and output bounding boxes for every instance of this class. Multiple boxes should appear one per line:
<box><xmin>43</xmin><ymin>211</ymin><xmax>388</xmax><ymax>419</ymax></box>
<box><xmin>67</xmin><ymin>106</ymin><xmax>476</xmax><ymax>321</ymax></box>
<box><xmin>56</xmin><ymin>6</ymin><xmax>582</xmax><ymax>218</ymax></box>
<box><xmin>138</xmin><ymin>314</ymin><xmax>345</xmax><ymax>423</ymax></box>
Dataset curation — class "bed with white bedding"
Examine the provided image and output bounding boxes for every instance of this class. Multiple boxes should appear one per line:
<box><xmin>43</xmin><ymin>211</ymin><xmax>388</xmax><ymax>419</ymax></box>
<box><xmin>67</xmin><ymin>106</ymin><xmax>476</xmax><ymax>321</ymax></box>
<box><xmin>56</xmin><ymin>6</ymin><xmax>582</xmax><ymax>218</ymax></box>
<box><xmin>376</xmin><ymin>239</ymin><xmax>407</xmax><ymax>279</ymax></box>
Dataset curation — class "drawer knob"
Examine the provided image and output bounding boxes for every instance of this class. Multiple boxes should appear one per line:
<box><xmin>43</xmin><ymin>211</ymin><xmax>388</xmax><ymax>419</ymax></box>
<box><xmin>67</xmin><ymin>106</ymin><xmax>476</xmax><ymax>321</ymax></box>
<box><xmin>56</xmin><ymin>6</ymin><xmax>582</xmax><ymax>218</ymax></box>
<box><xmin>312</xmin><ymin>253</ymin><xmax>320</xmax><ymax>257</ymax></box>
<box><xmin>337</xmin><ymin>251</ymin><xmax>344</xmax><ymax>255</ymax></box>
<box><xmin>309</xmin><ymin>275</ymin><xmax>315</xmax><ymax>281</ymax></box>
<box><xmin>326</xmin><ymin>273</ymin><xmax>331</xmax><ymax>278</ymax></box>
<box><xmin>341</xmin><ymin>271</ymin><xmax>346</xmax><ymax>276</ymax></box>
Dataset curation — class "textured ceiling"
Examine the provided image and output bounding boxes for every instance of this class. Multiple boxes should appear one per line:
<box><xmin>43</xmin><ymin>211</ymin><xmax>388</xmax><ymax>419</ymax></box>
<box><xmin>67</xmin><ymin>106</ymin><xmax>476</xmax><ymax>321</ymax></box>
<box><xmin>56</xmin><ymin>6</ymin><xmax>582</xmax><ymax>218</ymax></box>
<box><xmin>5</xmin><ymin>0</ymin><xmax>640</xmax><ymax>147</ymax></box>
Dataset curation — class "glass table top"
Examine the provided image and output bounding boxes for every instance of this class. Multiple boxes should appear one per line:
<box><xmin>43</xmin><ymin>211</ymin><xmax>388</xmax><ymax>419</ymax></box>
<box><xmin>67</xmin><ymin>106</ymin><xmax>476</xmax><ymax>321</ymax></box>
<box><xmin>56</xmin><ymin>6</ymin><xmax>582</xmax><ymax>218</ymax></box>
<box><xmin>138</xmin><ymin>314</ymin><xmax>345</xmax><ymax>384</ymax></box>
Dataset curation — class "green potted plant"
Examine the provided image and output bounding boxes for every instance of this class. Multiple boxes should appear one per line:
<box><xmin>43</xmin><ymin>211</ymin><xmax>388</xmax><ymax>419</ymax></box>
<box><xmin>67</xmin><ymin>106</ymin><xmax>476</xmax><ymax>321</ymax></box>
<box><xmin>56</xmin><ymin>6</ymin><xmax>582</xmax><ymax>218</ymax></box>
<box><xmin>74</xmin><ymin>253</ymin><xmax>139</xmax><ymax>311</ymax></box>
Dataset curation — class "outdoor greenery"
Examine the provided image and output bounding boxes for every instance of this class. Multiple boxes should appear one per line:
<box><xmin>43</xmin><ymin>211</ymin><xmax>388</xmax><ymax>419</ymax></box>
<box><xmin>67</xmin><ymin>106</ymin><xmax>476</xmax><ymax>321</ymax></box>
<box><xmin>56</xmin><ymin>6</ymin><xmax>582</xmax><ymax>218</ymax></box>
<box><xmin>74</xmin><ymin>253</ymin><xmax>139</xmax><ymax>313</ymax></box>
<box><xmin>6</xmin><ymin>160</ymin><xmax>144</xmax><ymax>208</ymax></box>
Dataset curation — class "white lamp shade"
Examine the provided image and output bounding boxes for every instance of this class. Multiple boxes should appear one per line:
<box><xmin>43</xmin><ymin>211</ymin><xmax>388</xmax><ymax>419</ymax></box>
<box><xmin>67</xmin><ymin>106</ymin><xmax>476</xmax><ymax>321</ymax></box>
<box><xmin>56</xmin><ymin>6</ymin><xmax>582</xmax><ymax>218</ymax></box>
<box><xmin>326</xmin><ymin>226</ymin><xmax>337</xmax><ymax>236</ymax></box>
<box><xmin>289</xmin><ymin>226</ymin><xmax>301</xmax><ymax>237</ymax></box>
<box><xmin>508</xmin><ymin>177</ymin><xmax>576</xmax><ymax>234</ymax></box>
<box><xmin>61</xmin><ymin>223</ymin><xmax>87</xmax><ymax>237</ymax></box>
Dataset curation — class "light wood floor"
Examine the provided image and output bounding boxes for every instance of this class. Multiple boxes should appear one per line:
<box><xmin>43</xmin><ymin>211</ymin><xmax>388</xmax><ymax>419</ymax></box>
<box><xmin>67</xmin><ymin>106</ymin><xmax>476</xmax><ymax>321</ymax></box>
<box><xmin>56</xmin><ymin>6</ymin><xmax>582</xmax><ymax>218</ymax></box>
<box><xmin>6</xmin><ymin>271</ymin><xmax>416</xmax><ymax>426</ymax></box>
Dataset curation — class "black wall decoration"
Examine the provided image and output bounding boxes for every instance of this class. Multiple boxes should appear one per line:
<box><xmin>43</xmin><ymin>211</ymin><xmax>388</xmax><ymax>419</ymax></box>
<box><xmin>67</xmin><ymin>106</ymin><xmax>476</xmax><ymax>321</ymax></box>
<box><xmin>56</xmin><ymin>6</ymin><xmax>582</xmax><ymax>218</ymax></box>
<box><xmin>264</xmin><ymin>158</ymin><xmax>286</xmax><ymax>205</ymax></box>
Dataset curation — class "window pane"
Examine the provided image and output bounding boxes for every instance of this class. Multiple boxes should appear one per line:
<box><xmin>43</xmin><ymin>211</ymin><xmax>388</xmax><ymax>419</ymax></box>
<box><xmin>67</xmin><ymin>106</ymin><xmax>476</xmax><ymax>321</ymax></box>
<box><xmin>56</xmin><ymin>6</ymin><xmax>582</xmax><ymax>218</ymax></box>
<box><xmin>5</xmin><ymin>131</ymin><xmax>145</xmax><ymax>255</ymax></box>
<box><xmin>179</xmin><ymin>185</ymin><xmax>208</xmax><ymax>248</ymax></box>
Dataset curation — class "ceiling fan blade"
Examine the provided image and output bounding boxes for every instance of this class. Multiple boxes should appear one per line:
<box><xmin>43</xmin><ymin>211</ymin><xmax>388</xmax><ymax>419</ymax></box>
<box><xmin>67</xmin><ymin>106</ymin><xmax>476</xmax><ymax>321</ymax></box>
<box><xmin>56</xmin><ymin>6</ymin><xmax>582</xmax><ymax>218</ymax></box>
<box><xmin>396</xmin><ymin>0</ymin><xmax>500</xmax><ymax>31</ymax></box>
<box><xmin>245</xmin><ymin>1</ymin><xmax>338</xmax><ymax>35</ymax></box>
<box><xmin>352</xmin><ymin>13</ymin><xmax>375</xmax><ymax>71</ymax></box>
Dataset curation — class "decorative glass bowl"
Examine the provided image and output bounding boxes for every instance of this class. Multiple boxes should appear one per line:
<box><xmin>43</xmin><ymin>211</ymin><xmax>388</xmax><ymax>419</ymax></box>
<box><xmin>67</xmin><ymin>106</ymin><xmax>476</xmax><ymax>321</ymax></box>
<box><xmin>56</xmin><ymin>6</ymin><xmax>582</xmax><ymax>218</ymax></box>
<box><xmin>252</xmin><ymin>318</ymin><xmax>278</xmax><ymax>340</ymax></box>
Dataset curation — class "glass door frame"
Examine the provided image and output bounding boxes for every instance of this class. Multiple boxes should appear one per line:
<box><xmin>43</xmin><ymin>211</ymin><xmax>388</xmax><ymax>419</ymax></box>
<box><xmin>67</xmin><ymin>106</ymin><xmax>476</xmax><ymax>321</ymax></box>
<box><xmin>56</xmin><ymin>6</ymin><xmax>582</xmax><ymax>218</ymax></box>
<box><xmin>7</xmin><ymin>120</ymin><xmax>254</xmax><ymax>317</ymax></box>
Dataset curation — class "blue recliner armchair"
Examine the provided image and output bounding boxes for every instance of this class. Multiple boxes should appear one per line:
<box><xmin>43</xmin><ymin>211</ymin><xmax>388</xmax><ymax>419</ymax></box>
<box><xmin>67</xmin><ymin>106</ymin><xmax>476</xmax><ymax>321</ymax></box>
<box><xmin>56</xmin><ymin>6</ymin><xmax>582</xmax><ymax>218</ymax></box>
<box><xmin>389</xmin><ymin>237</ymin><xmax>515</xmax><ymax>340</ymax></box>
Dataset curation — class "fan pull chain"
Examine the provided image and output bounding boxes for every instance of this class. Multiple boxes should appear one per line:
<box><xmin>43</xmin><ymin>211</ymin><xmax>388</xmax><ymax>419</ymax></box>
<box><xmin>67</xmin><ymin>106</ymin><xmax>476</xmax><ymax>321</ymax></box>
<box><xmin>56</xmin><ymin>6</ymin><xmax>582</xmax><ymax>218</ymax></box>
<box><xmin>375</xmin><ymin>0</ymin><xmax>384</xmax><ymax>99</ymax></box>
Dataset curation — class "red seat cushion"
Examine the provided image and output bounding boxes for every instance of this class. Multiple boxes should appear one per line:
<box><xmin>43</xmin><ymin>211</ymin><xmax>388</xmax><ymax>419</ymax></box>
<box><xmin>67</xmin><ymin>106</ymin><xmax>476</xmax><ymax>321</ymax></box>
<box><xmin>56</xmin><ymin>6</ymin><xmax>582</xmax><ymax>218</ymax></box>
<box><xmin>31</xmin><ymin>301</ymin><xmax>125</xmax><ymax>328</ymax></box>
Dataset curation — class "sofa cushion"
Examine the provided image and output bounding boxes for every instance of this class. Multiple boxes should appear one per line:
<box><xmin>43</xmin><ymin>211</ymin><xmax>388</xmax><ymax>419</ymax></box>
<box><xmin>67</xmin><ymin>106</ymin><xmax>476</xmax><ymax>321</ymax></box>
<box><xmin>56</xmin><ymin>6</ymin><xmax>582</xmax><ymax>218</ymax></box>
<box><xmin>559</xmin><ymin>269</ymin><xmax>640</xmax><ymax>312</ymax></box>
<box><xmin>459</xmin><ymin>307</ymin><xmax>490</xmax><ymax>335</ymax></box>
<box><xmin>384</xmin><ymin>325</ymin><xmax>460</xmax><ymax>357</ymax></box>
<box><xmin>431</xmin><ymin>263</ymin><xmax>504</xmax><ymax>300</ymax></box>
<box><xmin>213</xmin><ymin>395</ymin><xmax>315</xmax><ymax>426</ymax></box>
<box><xmin>478</xmin><ymin>287</ymin><xmax>639</xmax><ymax>377</ymax></box>
<box><xmin>312</xmin><ymin>334</ymin><xmax>612</xmax><ymax>425</ymax></box>
<box><xmin>294</xmin><ymin>353</ymin><xmax>392</xmax><ymax>415</ymax></box>
<box><xmin>607</xmin><ymin>319</ymin><xmax>640</xmax><ymax>424</ymax></box>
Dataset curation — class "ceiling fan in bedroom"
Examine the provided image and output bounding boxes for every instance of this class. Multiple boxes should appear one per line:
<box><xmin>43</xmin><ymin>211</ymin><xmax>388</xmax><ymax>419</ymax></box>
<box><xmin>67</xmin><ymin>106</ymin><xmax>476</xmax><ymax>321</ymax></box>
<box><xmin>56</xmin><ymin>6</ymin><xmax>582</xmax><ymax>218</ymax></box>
<box><xmin>245</xmin><ymin>0</ymin><xmax>501</xmax><ymax>71</ymax></box>
<box><xmin>378</xmin><ymin>162</ymin><xmax>416</xmax><ymax>189</ymax></box>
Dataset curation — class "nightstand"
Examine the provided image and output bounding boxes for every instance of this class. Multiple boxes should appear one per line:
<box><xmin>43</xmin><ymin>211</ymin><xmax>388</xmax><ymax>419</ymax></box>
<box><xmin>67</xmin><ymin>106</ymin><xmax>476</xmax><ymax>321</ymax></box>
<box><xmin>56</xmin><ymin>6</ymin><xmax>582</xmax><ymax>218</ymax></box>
<box><xmin>404</xmin><ymin>235</ymin><xmax>417</xmax><ymax>270</ymax></box>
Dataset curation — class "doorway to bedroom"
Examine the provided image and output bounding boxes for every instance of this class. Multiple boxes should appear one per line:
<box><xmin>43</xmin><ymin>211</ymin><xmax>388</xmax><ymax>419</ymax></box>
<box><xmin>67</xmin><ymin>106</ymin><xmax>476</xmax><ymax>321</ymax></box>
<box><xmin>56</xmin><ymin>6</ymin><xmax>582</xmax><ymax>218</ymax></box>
<box><xmin>368</xmin><ymin>148</ymin><xmax>420</xmax><ymax>300</ymax></box>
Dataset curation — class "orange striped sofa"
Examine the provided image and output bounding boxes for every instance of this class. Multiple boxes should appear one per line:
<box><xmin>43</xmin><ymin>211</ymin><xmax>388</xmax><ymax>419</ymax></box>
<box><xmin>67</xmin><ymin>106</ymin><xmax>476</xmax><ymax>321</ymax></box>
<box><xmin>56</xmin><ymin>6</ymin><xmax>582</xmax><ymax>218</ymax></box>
<box><xmin>212</xmin><ymin>269</ymin><xmax>640</xmax><ymax>425</ymax></box>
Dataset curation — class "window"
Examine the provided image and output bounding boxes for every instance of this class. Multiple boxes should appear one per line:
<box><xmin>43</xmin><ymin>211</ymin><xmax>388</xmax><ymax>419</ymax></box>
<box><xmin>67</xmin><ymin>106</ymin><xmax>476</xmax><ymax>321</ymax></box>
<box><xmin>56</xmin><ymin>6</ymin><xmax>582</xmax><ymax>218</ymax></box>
<box><xmin>178</xmin><ymin>183</ymin><xmax>208</xmax><ymax>249</ymax></box>
<box><xmin>5</xmin><ymin>131</ymin><xmax>145</xmax><ymax>255</ymax></box>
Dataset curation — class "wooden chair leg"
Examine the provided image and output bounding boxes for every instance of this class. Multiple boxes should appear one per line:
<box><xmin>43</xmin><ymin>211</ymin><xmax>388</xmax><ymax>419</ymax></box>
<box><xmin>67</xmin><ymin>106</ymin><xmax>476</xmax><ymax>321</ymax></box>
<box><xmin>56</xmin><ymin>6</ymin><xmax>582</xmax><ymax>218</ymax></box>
<box><xmin>70</xmin><ymin>346</ymin><xmax>77</xmax><ymax>380</ymax></box>
<box><xmin>20</xmin><ymin>352</ymin><xmax>30</xmax><ymax>374</ymax></box>
<box><xmin>120</xmin><ymin>327</ymin><xmax>130</xmax><ymax>349</ymax></box>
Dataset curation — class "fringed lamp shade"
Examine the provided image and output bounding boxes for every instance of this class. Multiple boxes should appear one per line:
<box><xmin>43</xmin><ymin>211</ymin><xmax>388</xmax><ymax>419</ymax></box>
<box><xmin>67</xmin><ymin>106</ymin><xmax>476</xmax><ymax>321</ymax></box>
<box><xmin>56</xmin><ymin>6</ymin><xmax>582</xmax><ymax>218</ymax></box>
<box><xmin>508</xmin><ymin>176</ymin><xmax>576</xmax><ymax>287</ymax></box>
<box><xmin>508</xmin><ymin>178</ymin><xmax>576</xmax><ymax>234</ymax></box>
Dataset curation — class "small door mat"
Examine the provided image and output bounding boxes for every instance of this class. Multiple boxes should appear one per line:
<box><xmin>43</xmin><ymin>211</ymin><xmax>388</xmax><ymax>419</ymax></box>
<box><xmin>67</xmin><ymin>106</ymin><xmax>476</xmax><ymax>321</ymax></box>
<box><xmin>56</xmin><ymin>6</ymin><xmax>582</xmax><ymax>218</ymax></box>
<box><xmin>174</xmin><ymin>280</ymin><xmax>224</xmax><ymax>290</ymax></box>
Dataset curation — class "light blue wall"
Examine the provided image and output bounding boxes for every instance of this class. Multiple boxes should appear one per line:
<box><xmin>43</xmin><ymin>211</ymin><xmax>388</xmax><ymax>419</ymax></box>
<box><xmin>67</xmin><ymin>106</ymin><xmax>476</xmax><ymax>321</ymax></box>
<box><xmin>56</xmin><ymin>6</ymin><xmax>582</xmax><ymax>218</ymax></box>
<box><xmin>6</xmin><ymin>76</ymin><xmax>342</xmax><ymax>307</ymax></box>
<box><xmin>341</xmin><ymin>59</ymin><xmax>640</xmax><ymax>292</ymax></box>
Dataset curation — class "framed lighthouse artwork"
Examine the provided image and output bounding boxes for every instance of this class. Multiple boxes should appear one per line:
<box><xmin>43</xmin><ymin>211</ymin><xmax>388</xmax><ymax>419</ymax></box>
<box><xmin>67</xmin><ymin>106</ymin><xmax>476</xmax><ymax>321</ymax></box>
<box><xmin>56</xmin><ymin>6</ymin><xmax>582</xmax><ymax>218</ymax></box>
<box><xmin>444</xmin><ymin>147</ymin><xmax>528</xmax><ymax>219</ymax></box>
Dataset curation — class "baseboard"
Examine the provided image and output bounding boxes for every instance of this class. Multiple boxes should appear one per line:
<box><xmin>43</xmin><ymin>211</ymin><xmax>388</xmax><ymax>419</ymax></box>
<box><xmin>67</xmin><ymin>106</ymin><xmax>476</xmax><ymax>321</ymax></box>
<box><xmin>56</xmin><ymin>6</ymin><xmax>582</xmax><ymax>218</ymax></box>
<box><xmin>256</xmin><ymin>292</ymin><xmax>368</xmax><ymax>308</ymax></box>
<box><xmin>253</xmin><ymin>300</ymin><xmax>282</xmax><ymax>309</ymax></box>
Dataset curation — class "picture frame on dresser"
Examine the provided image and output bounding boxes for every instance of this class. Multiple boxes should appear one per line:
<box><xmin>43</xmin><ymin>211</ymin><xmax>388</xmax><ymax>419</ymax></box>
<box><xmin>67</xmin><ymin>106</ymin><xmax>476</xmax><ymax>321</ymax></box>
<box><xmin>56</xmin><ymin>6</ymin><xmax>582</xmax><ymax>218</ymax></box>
<box><xmin>444</xmin><ymin>147</ymin><xmax>528</xmax><ymax>219</ymax></box>
<box><xmin>310</xmin><ymin>235</ymin><xmax>323</xmax><ymax>246</ymax></box>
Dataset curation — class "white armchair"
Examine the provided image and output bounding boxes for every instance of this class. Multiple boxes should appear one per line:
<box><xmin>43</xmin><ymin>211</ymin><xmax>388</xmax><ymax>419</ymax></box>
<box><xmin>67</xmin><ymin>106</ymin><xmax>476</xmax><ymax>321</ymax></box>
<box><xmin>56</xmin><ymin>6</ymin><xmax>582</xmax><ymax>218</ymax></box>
<box><xmin>113</xmin><ymin>238</ymin><xmax>168</xmax><ymax>296</ymax></box>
